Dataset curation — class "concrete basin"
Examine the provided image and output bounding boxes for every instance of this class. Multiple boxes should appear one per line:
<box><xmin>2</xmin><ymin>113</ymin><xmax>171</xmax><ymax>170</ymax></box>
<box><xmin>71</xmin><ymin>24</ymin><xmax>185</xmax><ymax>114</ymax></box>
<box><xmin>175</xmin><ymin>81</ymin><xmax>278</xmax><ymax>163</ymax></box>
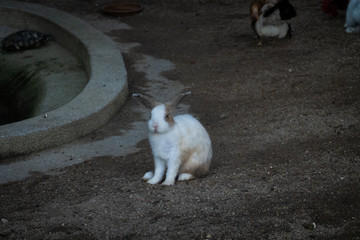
<box><xmin>0</xmin><ymin>1</ymin><xmax>128</xmax><ymax>158</ymax></box>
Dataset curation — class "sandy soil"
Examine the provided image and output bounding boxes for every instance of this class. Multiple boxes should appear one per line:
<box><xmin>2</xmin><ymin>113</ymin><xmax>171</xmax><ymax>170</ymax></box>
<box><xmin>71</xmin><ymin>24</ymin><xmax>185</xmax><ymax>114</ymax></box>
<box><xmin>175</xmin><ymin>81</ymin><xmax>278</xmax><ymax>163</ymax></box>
<box><xmin>1</xmin><ymin>0</ymin><xmax>360</xmax><ymax>239</ymax></box>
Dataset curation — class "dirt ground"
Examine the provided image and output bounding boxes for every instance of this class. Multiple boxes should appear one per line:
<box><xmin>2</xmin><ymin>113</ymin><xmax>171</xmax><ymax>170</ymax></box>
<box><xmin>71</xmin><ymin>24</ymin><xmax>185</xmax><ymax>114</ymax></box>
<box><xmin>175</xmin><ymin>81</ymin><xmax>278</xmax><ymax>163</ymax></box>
<box><xmin>1</xmin><ymin>0</ymin><xmax>360</xmax><ymax>239</ymax></box>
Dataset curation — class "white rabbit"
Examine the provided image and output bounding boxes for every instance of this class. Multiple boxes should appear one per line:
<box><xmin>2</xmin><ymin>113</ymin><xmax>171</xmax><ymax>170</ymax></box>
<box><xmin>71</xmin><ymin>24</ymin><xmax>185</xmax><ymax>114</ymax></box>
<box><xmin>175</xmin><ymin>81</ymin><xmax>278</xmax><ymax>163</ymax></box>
<box><xmin>255</xmin><ymin>8</ymin><xmax>289</xmax><ymax>39</ymax></box>
<box><xmin>345</xmin><ymin>0</ymin><xmax>360</xmax><ymax>33</ymax></box>
<box><xmin>251</xmin><ymin>0</ymin><xmax>296</xmax><ymax>44</ymax></box>
<box><xmin>132</xmin><ymin>91</ymin><xmax>212</xmax><ymax>186</ymax></box>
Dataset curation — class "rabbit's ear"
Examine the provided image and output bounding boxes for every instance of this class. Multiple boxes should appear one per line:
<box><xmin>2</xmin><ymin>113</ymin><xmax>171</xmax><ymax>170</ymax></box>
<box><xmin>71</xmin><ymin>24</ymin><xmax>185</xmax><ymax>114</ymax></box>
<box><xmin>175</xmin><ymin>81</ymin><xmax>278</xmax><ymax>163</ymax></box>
<box><xmin>132</xmin><ymin>93</ymin><xmax>160</xmax><ymax>109</ymax></box>
<box><xmin>168</xmin><ymin>91</ymin><xmax>191</xmax><ymax>109</ymax></box>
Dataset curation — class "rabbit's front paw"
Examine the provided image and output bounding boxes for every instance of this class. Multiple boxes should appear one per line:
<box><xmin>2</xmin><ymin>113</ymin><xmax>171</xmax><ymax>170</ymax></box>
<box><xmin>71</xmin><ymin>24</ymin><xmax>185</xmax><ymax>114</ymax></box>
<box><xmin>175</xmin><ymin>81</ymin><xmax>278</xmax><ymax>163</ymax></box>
<box><xmin>161</xmin><ymin>180</ymin><xmax>175</xmax><ymax>186</ymax></box>
<box><xmin>142</xmin><ymin>171</ymin><xmax>154</xmax><ymax>181</ymax></box>
<box><xmin>147</xmin><ymin>178</ymin><xmax>161</xmax><ymax>185</ymax></box>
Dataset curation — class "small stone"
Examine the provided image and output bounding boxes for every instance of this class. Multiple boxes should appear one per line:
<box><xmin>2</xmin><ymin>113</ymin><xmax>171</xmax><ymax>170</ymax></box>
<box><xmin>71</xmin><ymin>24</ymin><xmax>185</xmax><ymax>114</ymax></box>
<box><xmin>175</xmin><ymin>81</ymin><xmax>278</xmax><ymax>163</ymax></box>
<box><xmin>220</xmin><ymin>113</ymin><xmax>227</xmax><ymax>119</ymax></box>
<box><xmin>303</xmin><ymin>222</ymin><xmax>316</xmax><ymax>230</ymax></box>
<box><xmin>1</xmin><ymin>218</ymin><xmax>8</xmax><ymax>224</ymax></box>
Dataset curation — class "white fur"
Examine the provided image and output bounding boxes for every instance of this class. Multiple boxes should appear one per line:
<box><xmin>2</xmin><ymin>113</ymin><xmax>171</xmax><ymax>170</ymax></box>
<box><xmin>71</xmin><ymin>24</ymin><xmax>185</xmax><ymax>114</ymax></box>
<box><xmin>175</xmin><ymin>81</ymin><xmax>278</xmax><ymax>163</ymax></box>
<box><xmin>148</xmin><ymin>105</ymin><xmax>170</xmax><ymax>133</ymax></box>
<box><xmin>345</xmin><ymin>0</ymin><xmax>360</xmax><ymax>33</ymax></box>
<box><xmin>256</xmin><ymin>14</ymin><xmax>289</xmax><ymax>38</ymax></box>
<box><xmin>145</xmin><ymin>105</ymin><xmax>212</xmax><ymax>185</ymax></box>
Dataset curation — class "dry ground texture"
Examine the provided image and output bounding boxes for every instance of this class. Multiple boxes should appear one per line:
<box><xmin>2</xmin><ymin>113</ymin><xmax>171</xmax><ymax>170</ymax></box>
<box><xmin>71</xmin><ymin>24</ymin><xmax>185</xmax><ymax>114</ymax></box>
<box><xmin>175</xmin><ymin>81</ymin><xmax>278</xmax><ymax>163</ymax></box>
<box><xmin>1</xmin><ymin>0</ymin><xmax>360</xmax><ymax>239</ymax></box>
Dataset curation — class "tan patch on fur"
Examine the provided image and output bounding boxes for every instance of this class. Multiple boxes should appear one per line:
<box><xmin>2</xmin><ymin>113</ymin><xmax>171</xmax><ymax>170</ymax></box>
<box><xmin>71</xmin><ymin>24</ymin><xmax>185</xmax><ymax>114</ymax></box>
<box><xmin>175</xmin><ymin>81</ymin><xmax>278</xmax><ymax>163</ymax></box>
<box><xmin>250</xmin><ymin>0</ymin><xmax>265</xmax><ymax>19</ymax></box>
<box><xmin>180</xmin><ymin>158</ymin><xmax>210</xmax><ymax>177</ymax></box>
<box><xmin>164</xmin><ymin>104</ymin><xmax>175</xmax><ymax>127</ymax></box>
<box><xmin>179</xmin><ymin>140</ymin><xmax>210</xmax><ymax>177</ymax></box>
<box><xmin>250</xmin><ymin>0</ymin><xmax>275</xmax><ymax>20</ymax></box>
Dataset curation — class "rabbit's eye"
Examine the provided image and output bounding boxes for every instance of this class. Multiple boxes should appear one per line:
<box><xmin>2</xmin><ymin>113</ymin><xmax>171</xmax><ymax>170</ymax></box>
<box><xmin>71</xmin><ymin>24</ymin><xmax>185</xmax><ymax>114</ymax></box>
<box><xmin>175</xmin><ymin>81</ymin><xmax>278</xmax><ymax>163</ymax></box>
<box><xmin>165</xmin><ymin>114</ymin><xmax>170</xmax><ymax>119</ymax></box>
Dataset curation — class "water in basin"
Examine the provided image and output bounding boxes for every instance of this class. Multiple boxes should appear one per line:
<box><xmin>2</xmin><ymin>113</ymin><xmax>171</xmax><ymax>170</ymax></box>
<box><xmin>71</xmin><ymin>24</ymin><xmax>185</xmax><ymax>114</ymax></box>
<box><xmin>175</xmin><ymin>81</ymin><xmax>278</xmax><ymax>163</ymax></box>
<box><xmin>0</xmin><ymin>25</ymin><xmax>88</xmax><ymax>125</ymax></box>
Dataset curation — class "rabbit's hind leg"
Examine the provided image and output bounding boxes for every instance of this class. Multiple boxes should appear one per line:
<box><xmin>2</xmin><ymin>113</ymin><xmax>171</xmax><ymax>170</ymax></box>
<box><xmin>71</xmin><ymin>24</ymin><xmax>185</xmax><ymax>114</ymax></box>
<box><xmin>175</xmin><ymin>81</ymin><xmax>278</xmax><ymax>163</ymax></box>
<box><xmin>178</xmin><ymin>173</ymin><xmax>196</xmax><ymax>181</ymax></box>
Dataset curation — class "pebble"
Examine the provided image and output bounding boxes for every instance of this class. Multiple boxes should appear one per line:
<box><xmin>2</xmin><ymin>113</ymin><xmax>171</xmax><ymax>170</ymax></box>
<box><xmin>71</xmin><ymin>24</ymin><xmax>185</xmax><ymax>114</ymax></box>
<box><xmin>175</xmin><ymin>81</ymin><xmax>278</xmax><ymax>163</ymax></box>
<box><xmin>1</xmin><ymin>218</ymin><xmax>8</xmax><ymax>224</ymax></box>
